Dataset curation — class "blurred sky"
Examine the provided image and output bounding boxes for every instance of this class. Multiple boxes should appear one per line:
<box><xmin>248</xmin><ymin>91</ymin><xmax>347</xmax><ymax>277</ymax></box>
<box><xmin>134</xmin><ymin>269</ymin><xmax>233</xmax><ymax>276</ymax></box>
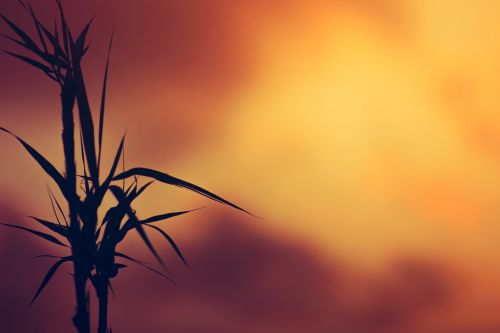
<box><xmin>1</xmin><ymin>0</ymin><xmax>500</xmax><ymax>331</ymax></box>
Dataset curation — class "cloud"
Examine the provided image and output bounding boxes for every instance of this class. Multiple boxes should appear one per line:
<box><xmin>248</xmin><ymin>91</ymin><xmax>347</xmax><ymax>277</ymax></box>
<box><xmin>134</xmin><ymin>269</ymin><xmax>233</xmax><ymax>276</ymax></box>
<box><xmin>0</xmin><ymin>206</ymin><xmax>492</xmax><ymax>332</ymax></box>
<box><xmin>0</xmin><ymin>0</ymin><xmax>409</xmax><ymax>164</ymax></box>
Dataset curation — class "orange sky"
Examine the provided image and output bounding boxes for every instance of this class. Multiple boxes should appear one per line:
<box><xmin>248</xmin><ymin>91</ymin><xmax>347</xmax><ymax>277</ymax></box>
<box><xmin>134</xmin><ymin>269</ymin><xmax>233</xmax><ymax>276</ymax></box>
<box><xmin>0</xmin><ymin>0</ymin><xmax>500</xmax><ymax>333</ymax></box>
<box><xmin>1</xmin><ymin>1</ymin><xmax>500</xmax><ymax>330</ymax></box>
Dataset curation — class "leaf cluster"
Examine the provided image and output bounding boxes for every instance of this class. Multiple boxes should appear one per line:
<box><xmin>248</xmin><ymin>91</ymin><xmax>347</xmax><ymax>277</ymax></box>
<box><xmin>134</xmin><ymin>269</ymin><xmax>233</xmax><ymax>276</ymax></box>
<box><xmin>1</xmin><ymin>0</ymin><xmax>252</xmax><ymax>306</ymax></box>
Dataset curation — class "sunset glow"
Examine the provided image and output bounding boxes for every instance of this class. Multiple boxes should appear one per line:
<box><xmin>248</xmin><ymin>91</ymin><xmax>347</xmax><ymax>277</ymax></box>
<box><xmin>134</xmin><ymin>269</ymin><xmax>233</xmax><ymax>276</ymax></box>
<box><xmin>1</xmin><ymin>0</ymin><xmax>500</xmax><ymax>331</ymax></box>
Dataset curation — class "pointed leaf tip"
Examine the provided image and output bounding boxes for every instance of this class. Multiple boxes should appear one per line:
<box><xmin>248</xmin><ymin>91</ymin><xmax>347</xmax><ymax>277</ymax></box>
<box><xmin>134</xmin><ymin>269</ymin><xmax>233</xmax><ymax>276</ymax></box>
<box><xmin>0</xmin><ymin>127</ymin><xmax>68</xmax><ymax>202</ymax></box>
<box><xmin>146</xmin><ymin>224</ymin><xmax>189</xmax><ymax>267</ymax></box>
<box><xmin>98</xmin><ymin>29</ymin><xmax>115</xmax><ymax>167</ymax></box>
<box><xmin>29</xmin><ymin>257</ymin><xmax>72</xmax><ymax>306</ymax></box>
<box><xmin>113</xmin><ymin>168</ymin><xmax>256</xmax><ymax>216</ymax></box>
<box><xmin>0</xmin><ymin>223</ymin><xmax>67</xmax><ymax>247</ymax></box>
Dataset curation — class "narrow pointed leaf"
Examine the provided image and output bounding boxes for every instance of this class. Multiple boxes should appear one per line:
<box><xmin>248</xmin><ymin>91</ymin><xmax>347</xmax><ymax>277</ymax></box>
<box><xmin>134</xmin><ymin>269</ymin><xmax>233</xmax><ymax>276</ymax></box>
<box><xmin>56</xmin><ymin>0</ymin><xmax>70</xmax><ymax>57</ymax></box>
<box><xmin>124</xmin><ymin>182</ymin><xmax>137</xmax><ymax>197</ymax></box>
<box><xmin>47</xmin><ymin>186</ymin><xmax>68</xmax><ymax>226</ymax></box>
<box><xmin>16</xmin><ymin>0</ymin><xmax>30</xmax><ymax>13</ymax></box>
<box><xmin>124</xmin><ymin>176</ymin><xmax>138</xmax><ymax>197</ymax></box>
<box><xmin>121</xmin><ymin>139</ymin><xmax>126</xmax><ymax>190</ymax></box>
<box><xmin>98</xmin><ymin>31</ymin><xmax>114</xmax><ymax>167</ymax></box>
<box><xmin>0</xmin><ymin>127</ymin><xmax>68</xmax><ymax>200</ymax></box>
<box><xmin>114</xmin><ymin>252</ymin><xmax>148</xmax><ymax>265</ymax></box>
<box><xmin>79</xmin><ymin>128</ymin><xmax>90</xmax><ymax>194</ymax></box>
<box><xmin>74</xmin><ymin>18</ymin><xmax>93</xmax><ymax>56</ymax></box>
<box><xmin>109</xmin><ymin>186</ymin><xmax>165</xmax><ymax>268</ymax></box>
<box><xmin>145</xmin><ymin>224</ymin><xmax>188</xmax><ymax>266</ymax></box>
<box><xmin>27</xmin><ymin>5</ymin><xmax>49</xmax><ymax>53</ymax></box>
<box><xmin>46</xmin><ymin>187</ymin><xmax>61</xmax><ymax>226</ymax></box>
<box><xmin>71</xmin><ymin>21</ymin><xmax>98</xmax><ymax>185</ymax></box>
<box><xmin>128</xmin><ymin>180</ymin><xmax>154</xmax><ymax>201</ymax></box>
<box><xmin>114</xmin><ymin>252</ymin><xmax>173</xmax><ymax>283</ymax></box>
<box><xmin>98</xmin><ymin>135</ymin><xmax>125</xmax><ymax>202</ymax></box>
<box><xmin>39</xmin><ymin>24</ymin><xmax>67</xmax><ymax>65</ymax></box>
<box><xmin>82</xmin><ymin>44</ymin><xmax>90</xmax><ymax>57</ymax></box>
<box><xmin>3</xmin><ymin>51</ymin><xmax>53</xmax><ymax>75</ymax></box>
<box><xmin>135</xmin><ymin>224</ymin><xmax>163</xmax><ymax>267</ymax></box>
<box><xmin>38</xmin><ymin>20</ymin><xmax>67</xmax><ymax>63</ymax></box>
<box><xmin>3</xmin><ymin>45</ymin><xmax>58</xmax><ymax>70</ymax></box>
<box><xmin>33</xmin><ymin>254</ymin><xmax>63</xmax><ymax>259</ymax></box>
<box><xmin>141</xmin><ymin>209</ymin><xmax>197</xmax><ymax>225</ymax></box>
<box><xmin>0</xmin><ymin>14</ymin><xmax>39</xmax><ymax>53</ymax></box>
<box><xmin>26</xmin><ymin>216</ymin><xmax>69</xmax><ymax>239</ymax></box>
<box><xmin>30</xmin><ymin>256</ymin><xmax>72</xmax><ymax>305</ymax></box>
<box><xmin>120</xmin><ymin>209</ymin><xmax>195</xmax><ymax>241</ymax></box>
<box><xmin>73</xmin><ymin>68</ymin><xmax>98</xmax><ymax>183</ymax></box>
<box><xmin>113</xmin><ymin>168</ymin><xmax>254</xmax><ymax>216</ymax></box>
<box><xmin>0</xmin><ymin>223</ymin><xmax>67</xmax><ymax>247</ymax></box>
<box><xmin>17</xmin><ymin>1</ymin><xmax>48</xmax><ymax>54</ymax></box>
<box><xmin>1</xmin><ymin>13</ymin><xmax>57</xmax><ymax>66</ymax></box>
<box><xmin>1</xmin><ymin>33</ymin><xmax>26</xmax><ymax>48</ymax></box>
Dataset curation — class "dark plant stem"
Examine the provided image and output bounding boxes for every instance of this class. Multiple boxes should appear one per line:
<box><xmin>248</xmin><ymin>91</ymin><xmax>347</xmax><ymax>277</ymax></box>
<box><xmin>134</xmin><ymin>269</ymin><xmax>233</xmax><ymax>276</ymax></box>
<box><xmin>61</xmin><ymin>79</ymin><xmax>90</xmax><ymax>333</ymax></box>
<box><xmin>72</xmin><ymin>261</ymin><xmax>90</xmax><ymax>333</ymax></box>
<box><xmin>1</xmin><ymin>5</ymin><xmax>252</xmax><ymax>331</ymax></box>
<box><xmin>97</xmin><ymin>277</ymin><xmax>109</xmax><ymax>333</ymax></box>
<box><xmin>61</xmin><ymin>77</ymin><xmax>76</xmax><ymax>202</ymax></box>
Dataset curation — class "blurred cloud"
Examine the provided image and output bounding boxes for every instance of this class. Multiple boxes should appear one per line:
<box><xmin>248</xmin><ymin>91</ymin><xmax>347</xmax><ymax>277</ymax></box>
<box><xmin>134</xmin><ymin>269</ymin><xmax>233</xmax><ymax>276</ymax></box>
<box><xmin>2</xmin><ymin>1</ymin><xmax>500</xmax><ymax>331</ymax></box>
<box><xmin>0</xmin><ymin>208</ymin><xmax>498</xmax><ymax>332</ymax></box>
<box><xmin>0</xmin><ymin>0</ymin><xmax>411</xmax><ymax>162</ymax></box>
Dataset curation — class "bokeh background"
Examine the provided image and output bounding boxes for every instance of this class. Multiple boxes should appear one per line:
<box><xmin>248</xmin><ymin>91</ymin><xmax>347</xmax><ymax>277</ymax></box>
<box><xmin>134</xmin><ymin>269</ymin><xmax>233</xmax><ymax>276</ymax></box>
<box><xmin>1</xmin><ymin>0</ymin><xmax>500</xmax><ymax>332</ymax></box>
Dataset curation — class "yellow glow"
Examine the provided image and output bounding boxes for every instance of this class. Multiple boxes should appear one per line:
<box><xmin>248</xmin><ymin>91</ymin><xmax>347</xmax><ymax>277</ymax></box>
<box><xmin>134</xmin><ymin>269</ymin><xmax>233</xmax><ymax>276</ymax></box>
<box><xmin>168</xmin><ymin>0</ymin><xmax>500</xmax><ymax>266</ymax></box>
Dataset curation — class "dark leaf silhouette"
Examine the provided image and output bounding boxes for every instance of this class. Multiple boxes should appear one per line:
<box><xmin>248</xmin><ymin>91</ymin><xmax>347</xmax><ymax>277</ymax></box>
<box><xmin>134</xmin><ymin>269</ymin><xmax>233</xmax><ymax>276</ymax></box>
<box><xmin>2</xmin><ymin>50</ymin><xmax>56</xmax><ymax>79</ymax></box>
<box><xmin>1</xmin><ymin>14</ymin><xmax>39</xmax><ymax>53</ymax></box>
<box><xmin>124</xmin><ymin>180</ymin><xmax>154</xmax><ymax>203</ymax></box>
<box><xmin>1</xmin><ymin>2</ymin><xmax>252</xmax><ymax>332</ymax></box>
<box><xmin>1</xmin><ymin>12</ymin><xmax>60</xmax><ymax>66</ymax></box>
<box><xmin>0</xmin><ymin>223</ymin><xmax>67</xmax><ymax>247</ymax></box>
<box><xmin>55</xmin><ymin>0</ymin><xmax>71</xmax><ymax>57</ymax></box>
<box><xmin>27</xmin><ymin>215</ymin><xmax>70</xmax><ymax>239</ymax></box>
<box><xmin>98</xmin><ymin>135</ymin><xmax>125</xmax><ymax>201</ymax></box>
<box><xmin>113</xmin><ymin>168</ymin><xmax>253</xmax><ymax>215</ymax></box>
<box><xmin>98</xmin><ymin>32</ymin><xmax>114</xmax><ymax>167</ymax></box>
<box><xmin>22</xmin><ymin>2</ymin><xmax>49</xmax><ymax>53</ymax></box>
<box><xmin>74</xmin><ymin>66</ymin><xmax>99</xmax><ymax>184</ymax></box>
<box><xmin>114</xmin><ymin>252</ymin><xmax>173</xmax><ymax>282</ymax></box>
<box><xmin>146</xmin><ymin>224</ymin><xmax>189</xmax><ymax>266</ymax></box>
<box><xmin>0</xmin><ymin>127</ymin><xmax>68</xmax><ymax>200</ymax></box>
<box><xmin>33</xmin><ymin>254</ymin><xmax>66</xmax><ymax>259</ymax></box>
<box><xmin>30</xmin><ymin>256</ymin><xmax>73</xmax><ymax>306</ymax></box>
<box><xmin>40</xmin><ymin>23</ymin><xmax>67</xmax><ymax>63</ymax></box>
<box><xmin>140</xmin><ymin>209</ymin><xmax>198</xmax><ymax>225</ymax></box>
<box><xmin>1</xmin><ymin>32</ymin><xmax>30</xmax><ymax>50</ymax></box>
<box><xmin>47</xmin><ymin>186</ymin><xmax>68</xmax><ymax>226</ymax></box>
<box><xmin>79</xmin><ymin>129</ymin><xmax>91</xmax><ymax>194</ymax></box>
<box><xmin>74</xmin><ymin>18</ymin><xmax>93</xmax><ymax>57</ymax></box>
<box><xmin>109</xmin><ymin>186</ymin><xmax>165</xmax><ymax>268</ymax></box>
<box><xmin>47</xmin><ymin>187</ymin><xmax>63</xmax><ymax>226</ymax></box>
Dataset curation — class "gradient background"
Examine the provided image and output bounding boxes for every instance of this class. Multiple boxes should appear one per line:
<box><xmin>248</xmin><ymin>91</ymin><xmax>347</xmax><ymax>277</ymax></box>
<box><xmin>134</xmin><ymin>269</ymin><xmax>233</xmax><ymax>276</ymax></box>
<box><xmin>1</xmin><ymin>0</ymin><xmax>500</xmax><ymax>332</ymax></box>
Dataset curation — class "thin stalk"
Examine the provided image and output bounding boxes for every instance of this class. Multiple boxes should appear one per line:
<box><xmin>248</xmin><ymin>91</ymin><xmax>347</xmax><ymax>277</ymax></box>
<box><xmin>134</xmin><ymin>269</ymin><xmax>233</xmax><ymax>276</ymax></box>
<box><xmin>72</xmin><ymin>262</ymin><xmax>90</xmax><ymax>333</ymax></box>
<box><xmin>97</xmin><ymin>277</ymin><xmax>109</xmax><ymax>333</ymax></box>
<box><xmin>61</xmin><ymin>77</ymin><xmax>90</xmax><ymax>333</ymax></box>
<box><xmin>1</xmin><ymin>4</ymin><xmax>253</xmax><ymax>332</ymax></box>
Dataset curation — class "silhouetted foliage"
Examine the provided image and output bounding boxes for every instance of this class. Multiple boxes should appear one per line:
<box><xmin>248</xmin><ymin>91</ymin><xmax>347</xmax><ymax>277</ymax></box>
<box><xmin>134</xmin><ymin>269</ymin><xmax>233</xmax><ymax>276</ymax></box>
<box><xmin>1</xmin><ymin>1</ymin><xmax>251</xmax><ymax>332</ymax></box>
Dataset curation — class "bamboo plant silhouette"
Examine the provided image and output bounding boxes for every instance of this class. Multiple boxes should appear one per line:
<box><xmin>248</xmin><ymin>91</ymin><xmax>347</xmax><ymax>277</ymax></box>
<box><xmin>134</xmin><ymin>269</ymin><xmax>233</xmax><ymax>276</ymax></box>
<box><xmin>1</xmin><ymin>1</ymin><xmax>252</xmax><ymax>333</ymax></box>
